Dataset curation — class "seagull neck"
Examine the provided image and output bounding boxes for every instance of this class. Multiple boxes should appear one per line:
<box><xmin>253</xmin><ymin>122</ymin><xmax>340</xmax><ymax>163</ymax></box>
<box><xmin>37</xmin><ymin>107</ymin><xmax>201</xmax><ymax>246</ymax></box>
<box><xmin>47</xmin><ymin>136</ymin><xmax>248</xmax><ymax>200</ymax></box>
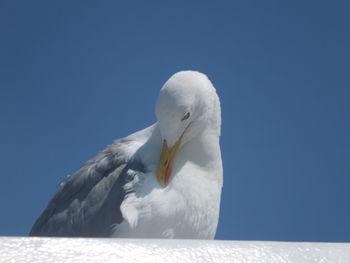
<box><xmin>182</xmin><ymin>125</ymin><xmax>222</xmax><ymax>168</ymax></box>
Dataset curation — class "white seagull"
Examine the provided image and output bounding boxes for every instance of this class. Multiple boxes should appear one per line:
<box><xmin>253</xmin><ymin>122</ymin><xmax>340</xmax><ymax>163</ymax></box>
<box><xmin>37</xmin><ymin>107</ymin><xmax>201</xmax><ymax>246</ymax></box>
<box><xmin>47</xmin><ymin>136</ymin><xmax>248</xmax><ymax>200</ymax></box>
<box><xmin>30</xmin><ymin>71</ymin><xmax>223</xmax><ymax>239</ymax></box>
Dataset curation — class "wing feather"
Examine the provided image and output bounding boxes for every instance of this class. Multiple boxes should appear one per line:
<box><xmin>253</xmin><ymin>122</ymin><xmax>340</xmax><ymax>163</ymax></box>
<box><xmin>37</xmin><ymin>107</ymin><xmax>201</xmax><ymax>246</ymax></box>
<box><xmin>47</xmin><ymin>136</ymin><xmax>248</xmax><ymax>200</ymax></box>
<box><xmin>30</xmin><ymin>138</ymin><xmax>145</xmax><ymax>237</ymax></box>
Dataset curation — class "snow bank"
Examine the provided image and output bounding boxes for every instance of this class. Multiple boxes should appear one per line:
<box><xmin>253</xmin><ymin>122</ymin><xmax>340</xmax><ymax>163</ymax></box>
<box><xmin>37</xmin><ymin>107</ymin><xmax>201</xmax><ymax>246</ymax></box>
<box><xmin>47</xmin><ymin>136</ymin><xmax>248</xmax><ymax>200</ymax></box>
<box><xmin>1</xmin><ymin>237</ymin><xmax>349</xmax><ymax>262</ymax></box>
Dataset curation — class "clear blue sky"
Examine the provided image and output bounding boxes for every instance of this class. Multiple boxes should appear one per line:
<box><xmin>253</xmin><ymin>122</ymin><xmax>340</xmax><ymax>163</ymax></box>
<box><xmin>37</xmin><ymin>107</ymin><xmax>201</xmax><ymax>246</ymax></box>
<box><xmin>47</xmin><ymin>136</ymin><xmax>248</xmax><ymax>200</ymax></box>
<box><xmin>1</xmin><ymin>1</ymin><xmax>349</xmax><ymax>241</ymax></box>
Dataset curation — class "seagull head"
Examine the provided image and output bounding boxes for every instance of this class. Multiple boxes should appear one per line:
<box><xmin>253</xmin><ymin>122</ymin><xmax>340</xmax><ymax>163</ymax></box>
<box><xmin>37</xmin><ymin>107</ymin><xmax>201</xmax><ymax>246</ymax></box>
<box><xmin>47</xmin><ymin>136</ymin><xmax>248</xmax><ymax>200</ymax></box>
<box><xmin>155</xmin><ymin>71</ymin><xmax>221</xmax><ymax>186</ymax></box>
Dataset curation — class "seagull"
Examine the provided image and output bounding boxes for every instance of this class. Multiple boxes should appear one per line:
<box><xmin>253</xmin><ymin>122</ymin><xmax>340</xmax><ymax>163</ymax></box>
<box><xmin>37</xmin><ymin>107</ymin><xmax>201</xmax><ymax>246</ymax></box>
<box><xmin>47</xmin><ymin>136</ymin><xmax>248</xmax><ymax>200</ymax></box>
<box><xmin>30</xmin><ymin>71</ymin><xmax>223</xmax><ymax>239</ymax></box>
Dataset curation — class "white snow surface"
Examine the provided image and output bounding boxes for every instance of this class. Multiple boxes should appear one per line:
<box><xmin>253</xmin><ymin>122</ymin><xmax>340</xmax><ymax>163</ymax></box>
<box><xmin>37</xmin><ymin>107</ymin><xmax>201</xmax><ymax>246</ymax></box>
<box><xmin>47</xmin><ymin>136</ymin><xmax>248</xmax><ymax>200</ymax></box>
<box><xmin>1</xmin><ymin>237</ymin><xmax>350</xmax><ymax>263</ymax></box>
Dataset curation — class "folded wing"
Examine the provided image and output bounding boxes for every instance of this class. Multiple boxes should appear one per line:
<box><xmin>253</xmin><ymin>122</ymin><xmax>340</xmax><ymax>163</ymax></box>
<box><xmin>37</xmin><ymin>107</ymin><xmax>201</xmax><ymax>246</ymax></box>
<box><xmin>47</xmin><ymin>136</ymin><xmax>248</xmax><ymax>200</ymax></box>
<box><xmin>30</xmin><ymin>138</ymin><xmax>145</xmax><ymax>237</ymax></box>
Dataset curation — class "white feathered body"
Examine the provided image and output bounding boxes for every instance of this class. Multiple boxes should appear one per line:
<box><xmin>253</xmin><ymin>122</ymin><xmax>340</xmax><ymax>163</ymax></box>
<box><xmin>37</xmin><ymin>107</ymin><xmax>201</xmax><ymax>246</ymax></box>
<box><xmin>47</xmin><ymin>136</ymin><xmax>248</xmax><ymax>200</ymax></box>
<box><xmin>113</xmin><ymin>123</ymin><xmax>223</xmax><ymax>239</ymax></box>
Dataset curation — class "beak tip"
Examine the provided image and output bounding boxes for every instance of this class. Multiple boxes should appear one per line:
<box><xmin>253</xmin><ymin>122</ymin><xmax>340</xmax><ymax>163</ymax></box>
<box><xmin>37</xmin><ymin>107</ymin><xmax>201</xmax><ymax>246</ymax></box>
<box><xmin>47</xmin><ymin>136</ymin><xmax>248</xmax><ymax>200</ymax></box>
<box><xmin>157</xmin><ymin>132</ymin><xmax>184</xmax><ymax>187</ymax></box>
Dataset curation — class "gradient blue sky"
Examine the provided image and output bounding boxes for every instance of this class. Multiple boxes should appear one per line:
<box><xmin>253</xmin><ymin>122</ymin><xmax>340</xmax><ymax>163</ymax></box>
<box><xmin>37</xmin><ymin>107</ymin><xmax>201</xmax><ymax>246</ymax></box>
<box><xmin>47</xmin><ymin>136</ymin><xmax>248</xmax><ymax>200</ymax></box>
<box><xmin>1</xmin><ymin>1</ymin><xmax>349</xmax><ymax>241</ymax></box>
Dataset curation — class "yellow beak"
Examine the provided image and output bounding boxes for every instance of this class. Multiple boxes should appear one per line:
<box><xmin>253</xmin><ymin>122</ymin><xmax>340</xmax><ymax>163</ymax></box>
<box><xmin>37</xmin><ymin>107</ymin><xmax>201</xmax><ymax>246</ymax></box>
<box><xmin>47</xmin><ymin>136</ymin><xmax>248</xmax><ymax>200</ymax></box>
<box><xmin>156</xmin><ymin>132</ymin><xmax>185</xmax><ymax>186</ymax></box>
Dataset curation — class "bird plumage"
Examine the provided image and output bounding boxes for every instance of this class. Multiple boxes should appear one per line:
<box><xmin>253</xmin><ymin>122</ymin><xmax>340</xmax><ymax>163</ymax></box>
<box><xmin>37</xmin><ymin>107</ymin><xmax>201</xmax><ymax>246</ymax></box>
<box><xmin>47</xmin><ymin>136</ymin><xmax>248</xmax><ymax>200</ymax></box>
<box><xmin>30</xmin><ymin>136</ymin><xmax>146</xmax><ymax>237</ymax></box>
<box><xmin>30</xmin><ymin>71</ymin><xmax>223</xmax><ymax>239</ymax></box>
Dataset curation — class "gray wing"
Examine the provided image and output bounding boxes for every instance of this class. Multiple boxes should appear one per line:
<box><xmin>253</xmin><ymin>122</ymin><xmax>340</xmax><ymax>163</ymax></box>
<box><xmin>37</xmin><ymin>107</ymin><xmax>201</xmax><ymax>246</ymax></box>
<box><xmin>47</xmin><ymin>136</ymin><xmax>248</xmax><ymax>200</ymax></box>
<box><xmin>30</xmin><ymin>139</ymin><xmax>145</xmax><ymax>237</ymax></box>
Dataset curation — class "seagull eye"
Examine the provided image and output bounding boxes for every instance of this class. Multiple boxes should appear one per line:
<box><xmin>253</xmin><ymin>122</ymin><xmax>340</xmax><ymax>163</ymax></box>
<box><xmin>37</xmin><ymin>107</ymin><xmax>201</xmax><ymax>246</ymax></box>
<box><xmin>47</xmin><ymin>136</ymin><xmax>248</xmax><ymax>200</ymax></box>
<box><xmin>181</xmin><ymin>112</ymin><xmax>191</xmax><ymax>121</ymax></box>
